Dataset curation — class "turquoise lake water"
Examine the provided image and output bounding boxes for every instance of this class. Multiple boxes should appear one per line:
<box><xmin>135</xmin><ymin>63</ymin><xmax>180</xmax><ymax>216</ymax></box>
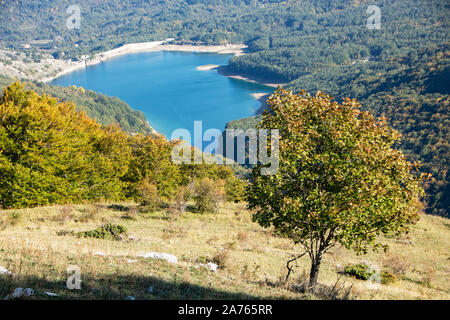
<box><xmin>50</xmin><ymin>51</ymin><xmax>272</xmax><ymax>139</ymax></box>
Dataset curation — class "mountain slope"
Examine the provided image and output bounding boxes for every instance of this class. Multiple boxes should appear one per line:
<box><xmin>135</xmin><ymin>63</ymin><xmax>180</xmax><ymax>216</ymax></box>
<box><xmin>0</xmin><ymin>76</ymin><xmax>152</xmax><ymax>135</ymax></box>
<box><xmin>0</xmin><ymin>0</ymin><xmax>447</xmax><ymax>216</ymax></box>
<box><xmin>0</xmin><ymin>202</ymin><xmax>449</xmax><ymax>300</ymax></box>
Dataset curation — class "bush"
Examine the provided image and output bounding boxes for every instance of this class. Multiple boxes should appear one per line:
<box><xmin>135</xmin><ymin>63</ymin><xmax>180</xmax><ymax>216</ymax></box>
<box><xmin>193</xmin><ymin>178</ymin><xmax>225</xmax><ymax>213</ymax></box>
<box><xmin>8</xmin><ymin>212</ymin><xmax>23</xmax><ymax>226</ymax></box>
<box><xmin>78</xmin><ymin>223</ymin><xmax>127</xmax><ymax>240</ymax></box>
<box><xmin>137</xmin><ymin>178</ymin><xmax>160</xmax><ymax>210</ymax></box>
<box><xmin>224</xmin><ymin>176</ymin><xmax>247</xmax><ymax>202</ymax></box>
<box><xmin>343</xmin><ymin>263</ymin><xmax>396</xmax><ymax>285</ymax></box>
<box><xmin>0</xmin><ymin>83</ymin><xmax>131</xmax><ymax>208</ymax></box>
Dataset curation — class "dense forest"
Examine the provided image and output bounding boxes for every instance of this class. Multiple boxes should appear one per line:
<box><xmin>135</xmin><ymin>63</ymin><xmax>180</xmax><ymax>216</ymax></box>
<box><xmin>0</xmin><ymin>83</ymin><xmax>244</xmax><ymax>209</ymax></box>
<box><xmin>0</xmin><ymin>75</ymin><xmax>152</xmax><ymax>135</ymax></box>
<box><xmin>0</xmin><ymin>0</ymin><xmax>448</xmax><ymax>216</ymax></box>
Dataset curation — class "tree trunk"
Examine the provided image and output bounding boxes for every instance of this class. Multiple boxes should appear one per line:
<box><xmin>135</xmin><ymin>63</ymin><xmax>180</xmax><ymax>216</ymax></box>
<box><xmin>309</xmin><ymin>253</ymin><xmax>323</xmax><ymax>288</ymax></box>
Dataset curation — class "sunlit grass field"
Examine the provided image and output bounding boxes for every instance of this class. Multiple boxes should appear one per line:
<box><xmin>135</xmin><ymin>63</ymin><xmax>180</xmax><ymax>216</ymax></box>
<box><xmin>0</xmin><ymin>202</ymin><xmax>448</xmax><ymax>300</ymax></box>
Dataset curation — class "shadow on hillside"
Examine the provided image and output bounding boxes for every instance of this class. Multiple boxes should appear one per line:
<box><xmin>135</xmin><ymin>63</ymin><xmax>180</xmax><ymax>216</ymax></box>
<box><xmin>105</xmin><ymin>204</ymin><xmax>131</xmax><ymax>212</ymax></box>
<box><xmin>0</xmin><ymin>272</ymin><xmax>277</xmax><ymax>300</ymax></box>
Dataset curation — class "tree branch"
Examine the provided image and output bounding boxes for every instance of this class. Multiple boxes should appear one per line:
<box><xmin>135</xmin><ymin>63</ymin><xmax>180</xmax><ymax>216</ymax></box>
<box><xmin>285</xmin><ymin>252</ymin><xmax>307</xmax><ymax>283</ymax></box>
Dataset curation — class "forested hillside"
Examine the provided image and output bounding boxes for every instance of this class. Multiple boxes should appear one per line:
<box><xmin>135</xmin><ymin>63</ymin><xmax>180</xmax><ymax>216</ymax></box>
<box><xmin>0</xmin><ymin>0</ymin><xmax>448</xmax><ymax>216</ymax></box>
<box><xmin>0</xmin><ymin>83</ymin><xmax>244</xmax><ymax>209</ymax></box>
<box><xmin>230</xmin><ymin>45</ymin><xmax>449</xmax><ymax>218</ymax></box>
<box><xmin>0</xmin><ymin>75</ymin><xmax>152</xmax><ymax>135</ymax></box>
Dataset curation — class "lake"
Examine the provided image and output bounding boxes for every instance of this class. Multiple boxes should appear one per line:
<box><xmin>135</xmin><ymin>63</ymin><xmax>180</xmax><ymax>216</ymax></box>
<box><xmin>50</xmin><ymin>51</ymin><xmax>272</xmax><ymax>139</ymax></box>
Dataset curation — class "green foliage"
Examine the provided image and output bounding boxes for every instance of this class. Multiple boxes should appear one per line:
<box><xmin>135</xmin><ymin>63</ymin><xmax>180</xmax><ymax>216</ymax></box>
<box><xmin>123</xmin><ymin>134</ymin><xmax>182</xmax><ymax>201</ymax></box>
<box><xmin>285</xmin><ymin>47</ymin><xmax>450</xmax><ymax>217</ymax></box>
<box><xmin>180</xmin><ymin>155</ymin><xmax>248</xmax><ymax>200</ymax></box>
<box><xmin>2</xmin><ymin>0</ymin><xmax>446</xmax><ymax>216</ymax></box>
<box><xmin>343</xmin><ymin>264</ymin><xmax>396</xmax><ymax>285</ymax></box>
<box><xmin>247</xmin><ymin>88</ymin><xmax>427</xmax><ymax>286</ymax></box>
<box><xmin>78</xmin><ymin>223</ymin><xmax>128</xmax><ymax>240</ymax></box>
<box><xmin>0</xmin><ymin>77</ymin><xmax>152</xmax><ymax>135</ymax></box>
<box><xmin>0</xmin><ymin>83</ymin><xmax>246</xmax><ymax>209</ymax></box>
<box><xmin>224</xmin><ymin>175</ymin><xmax>247</xmax><ymax>202</ymax></box>
<box><xmin>27</xmin><ymin>82</ymin><xmax>153</xmax><ymax>135</ymax></box>
<box><xmin>0</xmin><ymin>82</ymin><xmax>131</xmax><ymax>208</ymax></box>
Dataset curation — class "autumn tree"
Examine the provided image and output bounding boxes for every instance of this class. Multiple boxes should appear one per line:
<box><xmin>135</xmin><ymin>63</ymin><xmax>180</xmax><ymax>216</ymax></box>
<box><xmin>247</xmin><ymin>88</ymin><xmax>428</xmax><ymax>288</ymax></box>
<box><xmin>122</xmin><ymin>134</ymin><xmax>182</xmax><ymax>201</ymax></box>
<box><xmin>192</xmin><ymin>177</ymin><xmax>225</xmax><ymax>213</ymax></box>
<box><xmin>0</xmin><ymin>82</ymin><xmax>130</xmax><ymax>208</ymax></box>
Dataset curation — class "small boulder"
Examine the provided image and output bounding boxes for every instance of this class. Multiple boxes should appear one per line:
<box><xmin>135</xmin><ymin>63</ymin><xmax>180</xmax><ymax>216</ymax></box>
<box><xmin>196</xmin><ymin>263</ymin><xmax>218</xmax><ymax>272</ymax></box>
<box><xmin>10</xmin><ymin>288</ymin><xmax>34</xmax><ymax>299</ymax></box>
<box><xmin>137</xmin><ymin>252</ymin><xmax>177</xmax><ymax>264</ymax></box>
<box><xmin>0</xmin><ymin>266</ymin><xmax>13</xmax><ymax>276</ymax></box>
<box><xmin>206</xmin><ymin>262</ymin><xmax>218</xmax><ymax>272</ymax></box>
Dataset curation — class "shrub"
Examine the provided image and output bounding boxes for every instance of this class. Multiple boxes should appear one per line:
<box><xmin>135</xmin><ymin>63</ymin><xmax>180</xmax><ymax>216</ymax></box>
<box><xmin>224</xmin><ymin>176</ymin><xmax>247</xmax><ymax>202</ymax></box>
<box><xmin>78</xmin><ymin>223</ymin><xmax>127</xmax><ymax>240</ymax></box>
<box><xmin>57</xmin><ymin>230</ymin><xmax>76</xmax><ymax>237</ymax></box>
<box><xmin>192</xmin><ymin>178</ymin><xmax>225</xmax><ymax>213</ymax></box>
<box><xmin>343</xmin><ymin>263</ymin><xmax>396</xmax><ymax>285</ymax></box>
<box><xmin>137</xmin><ymin>178</ymin><xmax>160</xmax><ymax>210</ymax></box>
<box><xmin>8</xmin><ymin>212</ymin><xmax>22</xmax><ymax>226</ymax></box>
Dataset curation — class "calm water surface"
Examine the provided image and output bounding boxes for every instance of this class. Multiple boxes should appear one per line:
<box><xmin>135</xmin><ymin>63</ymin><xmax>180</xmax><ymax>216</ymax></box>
<box><xmin>51</xmin><ymin>51</ymin><xmax>272</xmax><ymax>138</ymax></box>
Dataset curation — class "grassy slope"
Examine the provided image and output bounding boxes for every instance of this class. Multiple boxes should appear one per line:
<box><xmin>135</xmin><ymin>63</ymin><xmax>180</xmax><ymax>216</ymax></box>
<box><xmin>0</xmin><ymin>202</ymin><xmax>448</xmax><ymax>300</ymax></box>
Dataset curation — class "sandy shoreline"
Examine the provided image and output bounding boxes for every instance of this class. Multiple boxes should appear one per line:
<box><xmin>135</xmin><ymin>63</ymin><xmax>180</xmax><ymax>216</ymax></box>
<box><xmin>2</xmin><ymin>38</ymin><xmax>280</xmax><ymax>92</ymax></box>
<box><xmin>251</xmin><ymin>93</ymin><xmax>272</xmax><ymax>114</ymax></box>
<box><xmin>196</xmin><ymin>64</ymin><xmax>220</xmax><ymax>71</ymax></box>
<box><xmin>153</xmin><ymin>44</ymin><xmax>246</xmax><ymax>56</ymax></box>
<box><xmin>42</xmin><ymin>40</ymin><xmax>246</xmax><ymax>83</ymax></box>
<box><xmin>41</xmin><ymin>40</ymin><xmax>283</xmax><ymax>94</ymax></box>
<box><xmin>216</xmin><ymin>65</ymin><xmax>284</xmax><ymax>88</ymax></box>
<box><xmin>37</xmin><ymin>39</ymin><xmax>278</xmax><ymax>115</ymax></box>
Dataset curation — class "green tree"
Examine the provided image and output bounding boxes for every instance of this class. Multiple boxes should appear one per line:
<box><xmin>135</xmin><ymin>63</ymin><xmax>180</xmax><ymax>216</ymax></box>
<box><xmin>247</xmin><ymin>88</ymin><xmax>428</xmax><ymax>288</ymax></box>
<box><xmin>0</xmin><ymin>82</ymin><xmax>130</xmax><ymax>208</ymax></box>
<box><xmin>122</xmin><ymin>134</ymin><xmax>182</xmax><ymax>201</ymax></box>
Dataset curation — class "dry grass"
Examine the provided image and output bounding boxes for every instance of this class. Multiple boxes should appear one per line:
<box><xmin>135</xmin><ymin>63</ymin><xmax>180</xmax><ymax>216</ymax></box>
<box><xmin>0</xmin><ymin>203</ymin><xmax>449</xmax><ymax>300</ymax></box>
